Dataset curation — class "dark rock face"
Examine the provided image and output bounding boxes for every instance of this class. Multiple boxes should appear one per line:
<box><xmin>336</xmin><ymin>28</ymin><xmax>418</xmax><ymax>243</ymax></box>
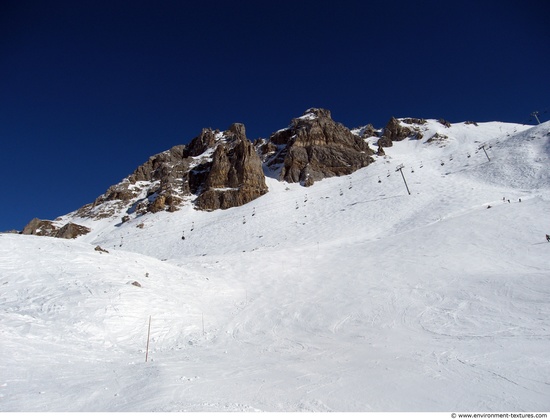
<box><xmin>75</xmin><ymin>122</ymin><xmax>268</xmax><ymax>217</ymax></box>
<box><xmin>377</xmin><ymin>135</ymin><xmax>394</xmax><ymax>148</ymax></box>
<box><xmin>77</xmin><ymin>144</ymin><xmax>191</xmax><ymax>219</ymax></box>
<box><xmin>378</xmin><ymin>117</ymin><xmax>427</xmax><ymax>147</ymax></box>
<box><xmin>55</xmin><ymin>222</ymin><xmax>91</xmax><ymax>239</ymax></box>
<box><xmin>194</xmin><ymin>130</ymin><xmax>268</xmax><ymax>211</ymax></box>
<box><xmin>261</xmin><ymin>108</ymin><xmax>374</xmax><ymax>186</ymax></box>
<box><xmin>438</xmin><ymin>118</ymin><xmax>452</xmax><ymax>128</ymax></box>
<box><xmin>21</xmin><ymin>218</ymin><xmax>90</xmax><ymax>239</ymax></box>
<box><xmin>402</xmin><ymin>118</ymin><xmax>427</xmax><ymax>125</ymax></box>
<box><xmin>187</xmin><ymin>128</ymin><xmax>218</xmax><ymax>157</ymax></box>
<box><xmin>426</xmin><ymin>132</ymin><xmax>449</xmax><ymax>144</ymax></box>
<box><xmin>357</xmin><ymin>124</ymin><xmax>378</xmax><ymax>139</ymax></box>
<box><xmin>379</xmin><ymin>117</ymin><xmax>411</xmax><ymax>147</ymax></box>
<box><xmin>20</xmin><ymin>108</ymin><xmax>398</xmax><ymax>235</ymax></box>
<box><xmin>21</xmin><ymin>218</ymin><xmax>57</xmax><ymax>236</ymax></box>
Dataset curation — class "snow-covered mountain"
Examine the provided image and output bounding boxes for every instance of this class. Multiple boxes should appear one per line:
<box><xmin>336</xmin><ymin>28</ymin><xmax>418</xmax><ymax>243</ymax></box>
<box><xmin>1</xmin><ymin>116</ymin><xmax>549</xmax><ymax>412</ymax></box>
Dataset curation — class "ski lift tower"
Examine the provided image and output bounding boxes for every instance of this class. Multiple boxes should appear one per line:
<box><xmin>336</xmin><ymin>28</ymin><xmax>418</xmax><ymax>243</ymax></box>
<box><xmin>395</xmin><ymin>164</ymin><xmax>411</xmax><ymax>195</ymax></box>
<box><xmin>531</xmin><ymin>111</ymin><xmax>541</xmax><ymax>125</ymax></box>
<box><xmin>478</xmin><ymin>143</ymin><xmax>491</xmax><ymax>162</ymax></box>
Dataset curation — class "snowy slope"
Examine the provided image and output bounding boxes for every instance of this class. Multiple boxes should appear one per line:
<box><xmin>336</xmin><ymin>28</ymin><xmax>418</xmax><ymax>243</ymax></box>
<box><xmin>1</xmin><ymin>120</ymin><xmax>550</xmax><ymax>412</ymax></box>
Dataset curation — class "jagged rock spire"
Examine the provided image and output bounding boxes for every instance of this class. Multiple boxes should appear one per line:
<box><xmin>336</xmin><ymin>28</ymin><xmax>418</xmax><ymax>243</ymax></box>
<box><xmin>259</xmin><ymin>108</ymin><xmax>375</xmax><ymax>186</ymax></box>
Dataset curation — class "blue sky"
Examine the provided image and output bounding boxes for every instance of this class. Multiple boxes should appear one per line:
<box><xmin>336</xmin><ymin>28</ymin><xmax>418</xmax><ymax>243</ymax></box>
<box><xmin>1</xmin><ymin>0</ymin><xmax>548</xmax><ymax>232</ymax></box>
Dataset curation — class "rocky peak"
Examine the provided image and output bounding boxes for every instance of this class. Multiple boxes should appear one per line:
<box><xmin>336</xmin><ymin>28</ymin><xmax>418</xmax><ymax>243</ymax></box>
<box><xmin>187</xmin><ymin>128</ymin><xmax>219</xmax><ymax>157</ymax></box>
<box><xmin>378</xmin><ymin>117</ymin><xmax>426</xmax><ymax>147</ymax></box>
<box><xmin>68</xmin><ymin>122</ymin><xmax>267</xmax><ymax>223</ymax></box>
<box><xmin>298</xmin><ymin>107</ymin><xmax>332</xmax><ymax>120</ymax></box>
<box><xmin>226</xmin><ymin>122</ymin><xmax>247</xmax><ymax>142</ymax></box>
<box><xmin>19</xmin><ymin>107</ymin><xmax>397</xmax><ymax>238</ymax></box>
<box><xmin>186</xmin><ymin>123</ymin><xmax>246</xmax><ymax>157</ymax></box>
<box><xmin>261</xmin><ymin>108</ymin><xmax>375</xmax><ymax>186</ymax></box>
<box><xmin>355</xmin><ymin>124</ymin><xmax>378</xmax><ymax>139</ymax></box>
<box><xmin>194</xmin><ymin>136</ymin><xmax>268</xmax><ymax>210</ymax></box>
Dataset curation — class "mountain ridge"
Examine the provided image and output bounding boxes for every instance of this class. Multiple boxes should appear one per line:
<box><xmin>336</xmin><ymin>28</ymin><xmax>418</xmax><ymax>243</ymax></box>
<box><xmin>1</xmin><ymin>117</ymin><xmax>549</xmax><ymax>411</ymax></box>
<box><xmin>16</xmin><ymin>109</ymin><xmax>541</xmax><ymax>239</ymax></box>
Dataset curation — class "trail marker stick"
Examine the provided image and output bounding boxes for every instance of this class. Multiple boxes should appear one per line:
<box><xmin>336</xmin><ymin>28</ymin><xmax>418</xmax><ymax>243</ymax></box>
<box><xmin>145</xmin><ymin>315</ymin><xmax>152</xmax><ymax>362</ymax></box>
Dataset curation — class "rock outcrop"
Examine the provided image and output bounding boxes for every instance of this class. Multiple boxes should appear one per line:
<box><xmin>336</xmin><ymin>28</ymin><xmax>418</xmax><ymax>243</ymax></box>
<box><xmin>21</xmin><ymin>218</ymin><xmax>57</xmax><ymax>236</ymax></box>
<box><xmin>259</xmin><ymin>108</ymin><xmax>375</xmax><ymax>186</ymax></box>
<box><xmin>378</xmin><ymin>117</ymin><xmax>427</xmax><ymax>147</ymax></box>
<box><xmin>194</xmin><ymin>124</ymin><xmax>268</xmax><ymax>211</ymax></box>
<box><xmin>74</xmin><ymin>122</ymin><xmax>268</xmax><ymax>218</ymax></box>
<box><xmin>21</xmin><ymin>218</ymin><xmax>91</xmax><ymax>239</ymax></box>
<box><xmin>81</xmin><ymin>144</ymin><xmax>190</xmax><ymax>219</ymax></box>
<box><xmin>18</xmin><ymin>108</ymin><xmax>411</xmax><ymax>237</ymax></box>
<box><xmin>55</xmin><ymin>222</ymin><xmax>92</xmax><ymax>239</ymax></box>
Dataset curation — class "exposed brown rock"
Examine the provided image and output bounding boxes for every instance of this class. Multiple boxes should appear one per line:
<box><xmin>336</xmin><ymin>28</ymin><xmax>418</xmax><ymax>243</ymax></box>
<box><xmin>148</xmin><ymin>195</ymin><xmax>166</xmax><ymax>213</ymax></box>
<box><xmin>226</xmin><ymin>122</ymin><xmax>247</xmax><ymax>142</ymax></box>
<box><xmin>379</xmin><ymin>117</ymin><xmax>427</xmax><ymax>147</ymax></box>
<box><xmin>262</xmin><ymin>108</ymin><xmax>374</xmax><ymax>186</ymax></box>
<box><xmin>379</xmin><ymin>117</ymin><xmax>412</xmax><ymax>146</ymax></box>
<box><xmin>187</xmin><ymin>128</ymin><xmax>218</xmax><ymax>157</ymax></box>
<box><xmin>55</xmin><ymin>222</ymin><xmax>91</xmax><ymax>239</ymax></box>
<box><xmin>438</xmin><ymin>118</ymin><xmax>452</xmax><ymax>128</ymax></box>
<box><xmin>77</xmin><ymin>144</ymin><xmax>191</xmax><ymax>220</ymax></box>
<box><xmin>94</xmin><ymin>245</ymin><xmax>109</xmax><ymax>253</ymax></box>
<box><xmin>129</xmin><ymin>145</ymin><xmax>188</xmax><ymax>183</ymax></box>
<box><xmin>377</xmin><ymin>136</ymin><xmax>394</xmax><ymax>148</ymax></box>
<box><xmin>24</xmin><ymin>108</ymin><xmax>433</xmax><ymax>234</ymax></box>
<box><xmin>195</xmin><ymin>131</ymin><xmax>268</xmax><ymax>210</ymax></box>
<box><xmin>357</xmin><ymin>124</ymin><xmax>378</xmax><ymax>139</ymax></box>
<box><xmin>402</xmin><ymin>118</ymin><xmax>427</xmax><ymax>125</ymax></box>
<box><xmin>21</xmin><ymin>218</ymin><xmax>90</xmax><ymax>239</ymax></box>
<box><xmin>21</xmin><ymin>218</ymin><xmax>57</xmax><ymax>236</ymax></box>
<box><xmin>426</xmin><ymin>132</ymin><xmax>449</xmax><ymax>144</ymax></box>
<box><xmin>75</xmin><ymin>121</ymin><xmax>269</xmax><ymax>217</ymax></box>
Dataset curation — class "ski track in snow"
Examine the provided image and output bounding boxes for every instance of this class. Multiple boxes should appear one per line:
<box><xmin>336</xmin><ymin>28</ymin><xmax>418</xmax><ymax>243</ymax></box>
<box><xmin>1</xmin><ymin>120</ymin><xmax>550</xmax><ymax>411</ymax></box>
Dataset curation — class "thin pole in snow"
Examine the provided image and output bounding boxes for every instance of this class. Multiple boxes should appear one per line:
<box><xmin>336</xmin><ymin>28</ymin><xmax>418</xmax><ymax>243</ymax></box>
<box><xmin>479</xmin><ymin>144</ymin><xmax>491</xmax><ymax>162</ymax></box>
<box><xmin>395</xmin><ymin>164</ymin><xmax>411</xmax><ymax>195</ymax></box>
<box><xmin>531</xmin><ymin>111</ymin><xmax>541</xmax><ymax>125</ymax></box>
<box><xmin>145</xmin><ymin>315</ymin><xmax>152</xmax><ymax>362</ymax></box>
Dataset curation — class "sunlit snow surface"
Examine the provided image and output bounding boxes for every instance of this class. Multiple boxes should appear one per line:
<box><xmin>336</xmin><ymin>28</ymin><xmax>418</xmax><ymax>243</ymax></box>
<box><xmin>1</xmin><ymin>120</ymin><xmax>550</xmax><ymax>412</ymax></box>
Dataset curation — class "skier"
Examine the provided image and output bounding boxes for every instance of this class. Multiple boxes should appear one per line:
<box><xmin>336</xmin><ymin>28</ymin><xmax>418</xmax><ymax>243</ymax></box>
<box><xmin>546</xmin><ymin>234</ymin><xmax>550</xmax><ymax>242</ymax></box>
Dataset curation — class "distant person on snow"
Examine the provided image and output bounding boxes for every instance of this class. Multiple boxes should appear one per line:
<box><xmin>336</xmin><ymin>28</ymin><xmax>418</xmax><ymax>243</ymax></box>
<box><xmin>546</xmin><ymin>234</ymin><xmax>550</xmax><ymax>242</ymax></box>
